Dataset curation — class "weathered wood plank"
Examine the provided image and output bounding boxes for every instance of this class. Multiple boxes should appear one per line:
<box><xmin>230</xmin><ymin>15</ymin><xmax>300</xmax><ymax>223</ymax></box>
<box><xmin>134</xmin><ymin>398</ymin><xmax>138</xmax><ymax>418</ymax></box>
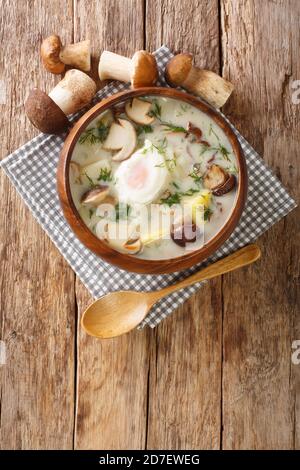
<box><xmin>221</xmin><ymin>0</ymin><xmax>300</xmax><ymax>449</ymax></box>
<box><xmin>145</xmin><ymin>0</ymin><xmax>223</xmax><ymax>450</ymax></box>
<box><xmin>73</xmin><ymin>0</ymin><xmax>150</xmax><ymax>450</ymax></box>
<box><xmin>0</xmin><ymin>0</ymin><xmax>75</xmax><ymax>449</ymax></box>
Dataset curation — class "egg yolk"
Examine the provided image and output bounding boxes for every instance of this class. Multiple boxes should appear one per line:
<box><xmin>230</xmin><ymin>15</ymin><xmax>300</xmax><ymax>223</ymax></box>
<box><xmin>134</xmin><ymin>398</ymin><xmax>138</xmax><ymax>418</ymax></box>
<box><xmin>127</xmin><ymin>163</ymin><xmax>149</xmax><ymax>189</ymax></box>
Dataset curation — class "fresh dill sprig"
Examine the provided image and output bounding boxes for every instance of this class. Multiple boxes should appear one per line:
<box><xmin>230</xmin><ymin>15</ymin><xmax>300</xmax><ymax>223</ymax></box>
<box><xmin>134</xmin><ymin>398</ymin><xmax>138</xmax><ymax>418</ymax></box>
<box><xmin>97</xmin><ymin>167</ymin><xmax>113</xmax><ymax>182</ymax></box>
<box><xmin>148</xmin><ymin>101</ymin><xmax>161</xmax><ymax>119</ymax></box>
<box><xmin>84</xmin><ymin>172</ymin><xmax>97</xmax><ymax>188</ymax></box>
<box><xmin>218</xmin><ymin>144</ymin><xmax>231</xmax><ymax>161</ymax></box>
<box><xmin>79</xmin><ymin>120</ymin><xmax>110</xmax><ymax>145</ymax></box>
<box><xmin>160</xmin><ymin>192</ymin><xmax>182</xmax><ymax>206</ymax></box>
<box><xmin>160</xmin><ymin>188</ymin><xmax>199</xmax><ymax>206</ymax></box>
<box><xmin>204</xmin><ymin>207</ymin><xmax>213</xmax><ymax>221</ymax></box>
<box><xmin>136</xmin><ymin>124</ymin><xmax>154</xmax><ymax>136</ymax></box>
<box><xmin>209</xmin><ymin>123</ymin><xmax>220</xmax><ymax>142</ymax></box>
<box><xmin>114</xmin><ymin>203</ymin><xmax>131</xmax><ymax>221</ymax></box>
<box><xmin>209</xmin><ymin>144</ymin><xmax>232</xmax><ymax>161</ymax></box>
<box><xmin>188</xmin><ymin>170</ymin><xmax>203</xmax><ymax>185</ymax></box>
<box><xmin>161</xmin><ymin>122</ymin><xmax>187</xmax><ymax>133</ymax></box>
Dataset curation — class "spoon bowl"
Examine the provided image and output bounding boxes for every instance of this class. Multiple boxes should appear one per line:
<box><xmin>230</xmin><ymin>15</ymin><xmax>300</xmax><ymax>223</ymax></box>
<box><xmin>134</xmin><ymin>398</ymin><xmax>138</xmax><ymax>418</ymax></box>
<box><xmin>81</xmin><ymin>244</ymin><xmax>261</xmax><ymax>339</ymax></box>
<box><xmin>81</xmin><ymin>291</ymin><xmax>152</xmax><ymax>338</ymax></box>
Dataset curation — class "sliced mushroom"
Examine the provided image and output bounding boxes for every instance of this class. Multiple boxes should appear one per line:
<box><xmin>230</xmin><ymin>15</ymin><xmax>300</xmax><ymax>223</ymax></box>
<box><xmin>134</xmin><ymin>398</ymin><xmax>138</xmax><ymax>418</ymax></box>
<box><xmin>125</xmin><ymin>98</ymin><xmax>154</xmax><ymax>125</ymax></box>
<box><xmin>96</xmin><ymin>220</ymin><xmax>142</xmax><ymax>255</ymax></box>
<box><xmin>103</xmin><ymin>118</ymin><xmax>137</xmax><ymax>161</ymax></box>
<box><xmin>171</xmin><ymin>221</ymin><xmax>199</xmax><ymax>247</ymax></box>
<box><xmin>204</xmin><ymin>164</ymin><xmax>236</xmax><ymax>196</ymax></box>
<box><xmin>81</xmin><ymin>185</ymin><xmax>110</xmax><ymax>206</ymax></box>
<box><xmin>212</xmin><ymin>174</ymin><xmax>236</xmax><ymax>196</ymax></box>
<box><xmin>41</xmin><ymin>35</ymin><xmax>91</xmax><ymax>74</ymax></box>
<box><xmin>25</xmin><ymin>70</ymin><xmax>96</xmax><ymax>134</ymax></box>
<box><xmin>123</xmin><ymin>237</ymin><xmax>143</xmax><ymax>254</ymax></box>
<box><xmin>186</xmin><ymin>122</ymin><xmax>202</xmax><ymax>142</ymax></box>
<box><xmin>70</xmin><ymin>161</ymin><xmax>82</xmax><ymax>184</ymax></box>
<box><xmin>203</xmin><ymin>164</ymin><xmax>228</xmax><ymax>190</ymax></box>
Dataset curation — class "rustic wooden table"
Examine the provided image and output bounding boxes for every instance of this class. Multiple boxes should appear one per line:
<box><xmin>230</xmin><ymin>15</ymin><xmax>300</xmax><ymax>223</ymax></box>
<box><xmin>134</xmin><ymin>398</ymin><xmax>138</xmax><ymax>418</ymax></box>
<box><xmin>0</xmin><ymin>0</ymin><xmax>299</xmax><ymax>450</ymax></box>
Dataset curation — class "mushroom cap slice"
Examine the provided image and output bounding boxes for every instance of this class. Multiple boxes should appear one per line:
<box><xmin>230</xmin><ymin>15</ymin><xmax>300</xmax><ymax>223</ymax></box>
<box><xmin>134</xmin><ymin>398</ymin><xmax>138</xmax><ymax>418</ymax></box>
<box><xmin>48</xmin><ymin>69</ymin><xmax>96</xmax><ymax>115</ymax></box>
<box><xmin>203</xmin><ymin>164</ymin><xmax>228</xmax><ymax>190</ymax></box>
<box><xmin>40</xmin><ymin>35</ymin><xmax>65</xmax><ymax>74</ymax></box>
<box><xmin>125</xmin><ymin>98</ymin><xmax>154</xmax><ymax>125</ymax></box>
<box><xmin>131</xmin><ymin>51</ymin><xmax>158</xmax><ymax>88</ymax></box>
<box><xmin>165</xmin><ymin>53</ymin><xmax>193</xmax><ymax>87</ymax></box>
<box><xmin>81</xmin><ymin>185</ymin><xmax>110</xmax><ymax>206</ymax></box>
<box><xmin>103</xmin><ymin>118</ymin><xmax>137</xmax><ymax>162</ymax></box>
<box><xmin>213</xmin><ymin>174</ymin><xmax>236</xmax><ymax>196</ymax></box>
<box><xmin>25</xmin><ymin>88</ymin><xmax>69</xmax><ymax>134</ymax></box>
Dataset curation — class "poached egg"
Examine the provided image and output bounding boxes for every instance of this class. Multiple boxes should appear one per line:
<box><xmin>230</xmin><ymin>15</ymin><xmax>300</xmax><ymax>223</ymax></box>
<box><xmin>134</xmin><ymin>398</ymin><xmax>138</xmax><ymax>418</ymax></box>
<box><xmin>114</xmin><ymin>140</ymin><xmax>169</xmax><ymax>205</ymax></box>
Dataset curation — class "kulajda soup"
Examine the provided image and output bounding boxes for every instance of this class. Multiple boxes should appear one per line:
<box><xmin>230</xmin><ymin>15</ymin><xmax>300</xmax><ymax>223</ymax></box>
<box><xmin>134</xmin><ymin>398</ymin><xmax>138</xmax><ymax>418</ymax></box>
<box><xmin>70</xmin><ymin>96</ymin><xmax>238</xmax><ymax>260</ymax></box>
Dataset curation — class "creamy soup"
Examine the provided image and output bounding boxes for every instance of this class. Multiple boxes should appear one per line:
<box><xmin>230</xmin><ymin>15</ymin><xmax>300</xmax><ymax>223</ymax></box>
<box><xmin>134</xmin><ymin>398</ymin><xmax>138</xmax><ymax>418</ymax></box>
<box><xmin>70</xmin><ymin>96</ymin><xmax>238</xmax><ymax>260</ymax></box>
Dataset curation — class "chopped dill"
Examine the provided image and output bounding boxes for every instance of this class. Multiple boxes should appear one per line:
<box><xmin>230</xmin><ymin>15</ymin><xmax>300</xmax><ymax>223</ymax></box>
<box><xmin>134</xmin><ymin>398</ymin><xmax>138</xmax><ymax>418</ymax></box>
<box><xmin>136</xmin><ymin>124</ymin><xmax>153</xmax><ymax>136</ymax></box>
<box><xmin>161</xmin><ymin>122</ymin><xmax>187</xmax><ymax>133</ymax></box>
<box><xmin>160</xmin><ymin>188</ymin><xmax>199</xmax><ymax>206</ymax></box>
<box><xmin>188</xmin><ymin>170</ymin><xmax>203</xmax><ymax>185</ymax></box>
<box><xmin>148</xmin><ymin>101</ymin><xmax>161</xmax><ymax>119</ymax></box>
<box><xmin>115</xmin><ymin>203</ymin><xmax>131</xmax><ymax>221</ymax></box>
<box><xmin>204</xmin><ymin>207</ymin><xmax>213</xmax><ymax>221</ymax></box>
<box><xmin>97</xmin><ymin>167</ymin><xmax>113</xmax><ymax>182</ymax></box>
<box><xmin>79</xmin><ymin>120</ymin><xmax>110</xmax><ymax>145</ymax></box>
<box><xmin>209</xmin><ymin>123</ymin><xmax>220</xmax><ymax>142</ymax></box>
<box><xmin>84</xmin><ymin>172</ymin><xmax>97</xmax><ymax>188</ymax></box>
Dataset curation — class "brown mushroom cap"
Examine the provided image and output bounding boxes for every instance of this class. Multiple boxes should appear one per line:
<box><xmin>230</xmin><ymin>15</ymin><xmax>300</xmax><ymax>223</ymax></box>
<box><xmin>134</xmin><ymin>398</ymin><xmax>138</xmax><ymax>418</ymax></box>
<box><xmin>165</xmin><ymin>53</ymin><xmax>193</xmax><ymax>87</ymax></box>
<box><xmin>25</xmin><ymin>88</ymin><xmax>69</xmax><ymax>134</ymax></box>
<box><xmin>131</xmin><ymin>51</ymin><xmax>158</xmax><ymax>88</ymax></box>
<box><xmin>41</xmin><ymin>35</ymin><xmax>65</xmax><ymax>74</ymax></box>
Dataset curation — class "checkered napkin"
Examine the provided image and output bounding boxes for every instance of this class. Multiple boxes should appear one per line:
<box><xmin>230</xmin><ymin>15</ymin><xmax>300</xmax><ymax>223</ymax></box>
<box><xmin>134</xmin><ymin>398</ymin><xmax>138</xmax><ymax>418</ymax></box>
<box><xmin>1</xmin><ymin>45</ymin><xmax>297</xmax><ymax>328</ymax></box>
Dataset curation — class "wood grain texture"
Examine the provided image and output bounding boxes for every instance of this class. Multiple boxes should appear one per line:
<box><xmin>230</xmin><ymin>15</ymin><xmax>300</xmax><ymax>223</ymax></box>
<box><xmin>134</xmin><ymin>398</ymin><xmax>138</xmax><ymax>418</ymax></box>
<box><xmin>0</xmin><ymin>0</ymin><xmax>299</xmax><ymax>451</ymax></box>
<box><xmin>0</xmin><ymin>0</ymin><xmax>75</xmax><ymax>449</ymax></box>
<box><xmin>221</xmin><ymin>0</ymin><xmax>300</xmax><ymax>449</ymax></box>
<box><xmin>72</xmin><ymin>0</ymin><xmax>150</xmax><ymax>450</ymax></box>
<box><xmin>145</xmin><ymin>0</ymin><xmax>223</xmax><ymax>450</ymax></box>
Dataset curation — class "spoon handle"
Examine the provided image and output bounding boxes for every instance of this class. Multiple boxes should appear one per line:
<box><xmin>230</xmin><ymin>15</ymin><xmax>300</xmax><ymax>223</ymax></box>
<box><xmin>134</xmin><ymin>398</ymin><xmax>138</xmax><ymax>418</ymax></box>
<box><xmin>150</xmin><ymin>244</ymin><xmax>261</xmax><ymax>303</ymax></box>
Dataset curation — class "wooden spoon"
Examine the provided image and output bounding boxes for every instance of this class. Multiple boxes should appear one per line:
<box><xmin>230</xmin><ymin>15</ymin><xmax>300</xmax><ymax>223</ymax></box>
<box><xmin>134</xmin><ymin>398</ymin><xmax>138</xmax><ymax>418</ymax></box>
<box><xmin>81</xmin><ymin>244</ymin><xmax>261</xmax><ymax>339</ymax></box>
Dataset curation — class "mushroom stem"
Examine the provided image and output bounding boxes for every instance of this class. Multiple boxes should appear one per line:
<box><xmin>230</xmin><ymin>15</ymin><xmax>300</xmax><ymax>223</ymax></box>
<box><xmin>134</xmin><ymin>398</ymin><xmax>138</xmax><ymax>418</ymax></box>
<box><xmin>99</xmin><ymin>51</ymin><xmax>132</xmax><ymax>82</ymax></box>
<box><xmin>48</xmin><ymin>69</ymin><xmax>96</xmax><ymax>115</ymax></box>
<box><xmin>59</xmin><ymin>40</ymin><xmax>91</xmax><ymax>72</ymax></box>
<box><xmin>183</xmin><ymin>68</ymin><xmax>234</xmax><ymax>109</ymax></box>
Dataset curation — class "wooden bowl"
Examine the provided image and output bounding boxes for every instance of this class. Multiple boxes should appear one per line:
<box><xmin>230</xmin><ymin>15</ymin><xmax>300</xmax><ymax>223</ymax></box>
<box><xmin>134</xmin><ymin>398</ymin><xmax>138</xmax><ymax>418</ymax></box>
<box><xmin>57</xmin><ymin>87</ymin><xmax>247</xmax><ymax>274</ymax></box>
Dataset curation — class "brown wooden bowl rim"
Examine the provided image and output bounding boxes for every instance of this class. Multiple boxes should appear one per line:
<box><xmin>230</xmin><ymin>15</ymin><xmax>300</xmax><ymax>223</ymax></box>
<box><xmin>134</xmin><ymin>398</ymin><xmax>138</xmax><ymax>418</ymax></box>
<box><xmin>57</xmin><ymin>87</ymin><xmax>248</xmax><ymax>274</ymax></box>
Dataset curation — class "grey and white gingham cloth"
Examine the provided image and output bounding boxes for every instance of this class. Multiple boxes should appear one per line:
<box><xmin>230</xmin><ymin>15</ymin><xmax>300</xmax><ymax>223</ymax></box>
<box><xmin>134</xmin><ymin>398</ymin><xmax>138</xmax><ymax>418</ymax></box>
<box><xmin>1</xmin><ymin>46</ymin><xmax>297</xmax><ymax>328</ymax></box>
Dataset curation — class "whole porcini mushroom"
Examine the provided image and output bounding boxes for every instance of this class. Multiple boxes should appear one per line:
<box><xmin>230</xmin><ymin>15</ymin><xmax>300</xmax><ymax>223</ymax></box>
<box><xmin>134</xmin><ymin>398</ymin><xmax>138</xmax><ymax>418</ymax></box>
<box><xmin>41</xmin><ymin>34</ymin><xmax>91</xmax><ymax>74</ymax></box>
<box><xmin>165</xmin><ymin>53</ymin><xmax>234</xmax><ymax>108</ymax></box>
<box><xmin>25</xmin><ymin>69</ymin><xmax>96</xmax><ymax>134</ymax></box>
<box><xmin>98</xmin><ymin>50</ymin><xmax>158</xmax><ymax>88</ymax></box>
